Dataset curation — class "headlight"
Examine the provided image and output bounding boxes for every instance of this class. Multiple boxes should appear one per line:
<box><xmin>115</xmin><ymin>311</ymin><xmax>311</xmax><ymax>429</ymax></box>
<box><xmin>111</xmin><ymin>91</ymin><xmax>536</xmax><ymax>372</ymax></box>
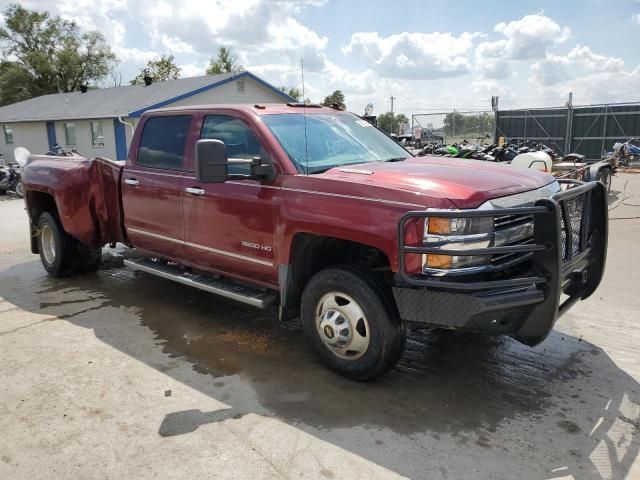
<box><xmin>423</xmin><ymin>216</ymin><xmax>494</xmax><ymax>272</ymax></box>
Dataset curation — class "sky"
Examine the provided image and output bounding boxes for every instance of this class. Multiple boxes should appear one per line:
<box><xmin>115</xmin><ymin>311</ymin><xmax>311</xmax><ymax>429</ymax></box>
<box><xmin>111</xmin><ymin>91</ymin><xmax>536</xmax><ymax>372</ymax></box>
<box><xmin>2</xmin><ymin>0</ymin><xmax>640</xmax><ymax>117</ymax></box>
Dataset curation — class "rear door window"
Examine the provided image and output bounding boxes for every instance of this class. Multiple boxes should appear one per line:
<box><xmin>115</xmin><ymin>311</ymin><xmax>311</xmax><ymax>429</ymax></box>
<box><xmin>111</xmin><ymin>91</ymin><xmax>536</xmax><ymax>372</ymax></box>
<box><xmin>137</xmin><ymin>115</ymin><xmax>192</xmax><ymax>170</ymax></box>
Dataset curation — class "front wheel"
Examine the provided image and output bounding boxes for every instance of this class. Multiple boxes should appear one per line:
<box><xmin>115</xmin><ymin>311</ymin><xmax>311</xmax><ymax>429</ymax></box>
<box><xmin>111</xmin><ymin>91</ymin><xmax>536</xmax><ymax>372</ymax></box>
<box><xmin>301</xmin><ymin>266</ymin><xmax>406</xmax><ymax>381</ymax></box>
<box><xmin>14</xmin><ymin>180</ymin><xmax>23</xmax><ymax>198</ymax></box>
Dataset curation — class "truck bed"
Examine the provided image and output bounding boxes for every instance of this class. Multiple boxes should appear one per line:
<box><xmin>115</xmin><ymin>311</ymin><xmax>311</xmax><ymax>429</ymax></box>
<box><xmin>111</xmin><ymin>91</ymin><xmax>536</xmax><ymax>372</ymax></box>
<box><xmin>23</xmin><ymin>155</ymin><xmax>127</xmax><ymax>247</ymax></box>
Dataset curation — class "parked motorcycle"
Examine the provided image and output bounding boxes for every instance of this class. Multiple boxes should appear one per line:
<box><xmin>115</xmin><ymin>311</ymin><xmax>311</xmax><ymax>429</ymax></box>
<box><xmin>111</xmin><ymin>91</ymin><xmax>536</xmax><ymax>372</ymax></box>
<box><xmin>46</xmin><ymin>143</ymin><xmax>79</xmax><ymax>157</ymax></box>
<box><xmin>0</xmin><ymin>147</ymin><xmax>28</xmax><ymax>197</ymax></box>
<box><xmin>608</xmin><ymin>139</ymin><xmax>640</xmax><ymax>167</ymax></box>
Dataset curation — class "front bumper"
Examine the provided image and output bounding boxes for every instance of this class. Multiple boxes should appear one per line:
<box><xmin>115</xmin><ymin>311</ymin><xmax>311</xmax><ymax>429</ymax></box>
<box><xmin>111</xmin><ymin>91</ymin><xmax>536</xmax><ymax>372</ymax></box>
<box><xmin>393</xmin><ymin>180</ymin><xmax>608</xmax><ymax>346</ymax></box>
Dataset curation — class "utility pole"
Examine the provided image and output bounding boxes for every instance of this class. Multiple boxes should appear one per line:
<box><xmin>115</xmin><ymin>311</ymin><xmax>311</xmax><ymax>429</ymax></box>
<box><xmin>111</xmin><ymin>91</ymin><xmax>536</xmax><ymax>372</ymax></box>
<box><xmin>390</xmin><ymin>95</ymin><xmax>395</xmax><ymax>115</ymax></box>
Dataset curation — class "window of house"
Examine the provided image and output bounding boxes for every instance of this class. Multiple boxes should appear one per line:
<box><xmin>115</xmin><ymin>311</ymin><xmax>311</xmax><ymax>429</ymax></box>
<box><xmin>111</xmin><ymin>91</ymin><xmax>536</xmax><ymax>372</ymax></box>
<box><xmin>91</xmin><ymin>121</ymin><xmax>104</xmax><ymax>147</ymax></box>
<box><xmin>3</xmin><ymin>125</ymin><xmax>14</xmax><ymax>145</ymax></box>
<box><xmin>201</xmin><ymin>115</ymin><xmax>265</xmax><ymax>175</ymax></box>
<box><xmin>64</xmin><ymin>123</ymin><xmax>77</xmax><ymax>146</ymax></box>
<box><xmin>137</xmin><ymin>115</ymin><xmax>192</xmax><ymax>170</ymax></box>
<box><xmin>236</xmin><ymin>80</ymin><xmax>245</xmax><ymax>93</ymax></box>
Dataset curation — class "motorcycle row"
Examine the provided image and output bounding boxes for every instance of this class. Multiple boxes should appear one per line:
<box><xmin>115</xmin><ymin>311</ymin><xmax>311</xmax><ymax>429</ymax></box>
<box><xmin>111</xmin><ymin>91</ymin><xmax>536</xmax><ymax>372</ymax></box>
<box><xmin>415</xmin><ymin>138</ymin><xmax>570</xmax><ymax>166</ymax></box>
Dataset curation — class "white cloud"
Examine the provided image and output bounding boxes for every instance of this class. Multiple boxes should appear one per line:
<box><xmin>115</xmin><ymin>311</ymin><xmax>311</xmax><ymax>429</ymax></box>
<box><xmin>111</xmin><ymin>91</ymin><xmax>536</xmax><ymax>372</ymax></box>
<box><xmin>633</xmin><ymin>13</ymin><xmax>640</xmax><ymax>25</ymax></box>
<box><xmin>471</xmin><ymin>79</ymin><xmax>512</xmax><ymax>96</ymax></box>
<box><xmin>532</xmin><ymin>58</ymin><xmax>570</xmax><ymax>87</ymax></box>
<box><xmin>476</xmin><ymin>13</ymin><xmax>570</xmax><ymax>79</ymax></box>
<box><xmin>136</xmin><ymin>0</ymin><xmax>328</xmax><ymax>66</ymax></box>
<box><xmin>531</xmin><ymin>46</ymin><xmax>625</xmax><ymax>87</ymax></box>
<box><xmin>528</xmin><ymin>44</ymin><xmax>639</xmax><ymax>103</ymax></box>
<box><xmin>493</xmin><ymin>13</ymin><xmax>570</xmax><ymax>60</ymax></box>
<box><xmin>342</xmin><ymin>31</ymin><xmax>480</xmax><ymax>79</ymax></box>
<box><xmin>566</xmin><ymin>45</ymin><xmax>624</xmax><ymax>72</ymax></box>
<box><xmin>535</xmin><ymin>67</ymin><xmax>640</xmax><ymax>103</ymax></box>
<box><xmin>322</xmin><ymin>61</ymin><xmax>378</xmax><ymax>94</ymax></box>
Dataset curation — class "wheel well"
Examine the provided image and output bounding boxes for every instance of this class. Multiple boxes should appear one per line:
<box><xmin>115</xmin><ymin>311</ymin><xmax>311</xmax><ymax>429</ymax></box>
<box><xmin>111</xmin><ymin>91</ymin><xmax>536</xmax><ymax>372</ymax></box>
<box><xmin>26</xmin><ymin>191</ymin><xmax>58</xmax><ymax>254</ymax></box>
<box><xmin>280</xmin><ymin>233</ymin><xmax>391</xmax><ymax>321</ymax></box>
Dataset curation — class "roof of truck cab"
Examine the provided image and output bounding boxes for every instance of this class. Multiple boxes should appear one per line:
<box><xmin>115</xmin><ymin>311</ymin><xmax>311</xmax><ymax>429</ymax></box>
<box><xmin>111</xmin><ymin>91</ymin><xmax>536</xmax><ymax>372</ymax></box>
<box><xmin>145</xmin><ymin>103</ymin><xmax>348</xmax><ymax>116</ymax></box>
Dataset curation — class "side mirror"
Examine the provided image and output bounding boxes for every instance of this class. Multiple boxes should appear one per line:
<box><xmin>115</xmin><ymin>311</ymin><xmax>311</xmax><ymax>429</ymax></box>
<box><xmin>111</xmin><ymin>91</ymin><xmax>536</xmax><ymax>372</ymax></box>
<box><xmin>195</xmin><ymin>139</ymin><xmax>228</xmax><ymax>183</ymax></box>
<box><xmin>195</xmin><ymin>138</ymin><xmax>277</xmax><ymax>183</ymax></box>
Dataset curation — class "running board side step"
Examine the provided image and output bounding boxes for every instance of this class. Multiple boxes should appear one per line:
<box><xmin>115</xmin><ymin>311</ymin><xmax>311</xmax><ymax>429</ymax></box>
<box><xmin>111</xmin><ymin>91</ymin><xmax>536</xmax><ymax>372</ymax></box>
<box><xmin>123</xmin><ymin>258</ymin><xmax>277</xmax><ymax>309</ymax></box>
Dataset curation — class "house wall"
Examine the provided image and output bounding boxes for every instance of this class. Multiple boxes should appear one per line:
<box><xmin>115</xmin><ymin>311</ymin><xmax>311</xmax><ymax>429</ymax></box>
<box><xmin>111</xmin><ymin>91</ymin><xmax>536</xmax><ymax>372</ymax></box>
<box><xmin>53</xmin><ymin>119</ymin><xmax>117</xmax><ymax>160</ymax></box>
<box><xmin>0</xmin><ymin>122</ymin><xmax>50</xmax><ymax>163</ymax></box>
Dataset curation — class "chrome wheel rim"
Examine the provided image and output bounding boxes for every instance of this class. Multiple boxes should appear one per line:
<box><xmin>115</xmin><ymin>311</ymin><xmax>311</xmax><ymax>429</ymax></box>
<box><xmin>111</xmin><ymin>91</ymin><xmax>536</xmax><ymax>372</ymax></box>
<box><xmin>40</xmin><ymin>224</ymin><xmax>56</xmax><ymax>265</ymax></box>
<box><xmin>316</xmin><ymin>292</ymin><xmax>370</xmax><ymax>360</ymax></box>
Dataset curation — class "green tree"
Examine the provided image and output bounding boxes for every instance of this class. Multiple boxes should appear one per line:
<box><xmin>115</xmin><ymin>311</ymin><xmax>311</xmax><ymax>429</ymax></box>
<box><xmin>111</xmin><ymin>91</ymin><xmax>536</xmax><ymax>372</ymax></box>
<box><xmin>0</xmin><ymin>4</ymin><xmax>116</xmax><ymax>106</ymax></box>
<box><xmin>321</xmin><ymin>90</ymin><xmax>346</xmax><ymax>110</ymax></box>
<box><xmin>206</xmin><ymin>46</ymin><xmax>244</xmax><ymax>75</ymax></box>
<box><xmin>278</xmin><ymin>86</ymin><xmax>301</xmax><ymax>100</ymax></box>
<box><xmin>131</xmin><ymin>55</ymin><xmax>181</xmax><ymax>84</ymax></box>
<box><xmin>377</xmin><ymin>112</ymin><xmax>409</xmax><ymax>135</ymax></box>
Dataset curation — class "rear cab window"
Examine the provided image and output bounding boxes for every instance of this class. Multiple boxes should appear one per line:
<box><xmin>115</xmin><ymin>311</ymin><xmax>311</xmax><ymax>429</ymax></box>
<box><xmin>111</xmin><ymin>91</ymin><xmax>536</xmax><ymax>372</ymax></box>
<box><xmin>137</xmin><ymin>115</ymin><xmax>192</xmax><ymax>170</ymax></box>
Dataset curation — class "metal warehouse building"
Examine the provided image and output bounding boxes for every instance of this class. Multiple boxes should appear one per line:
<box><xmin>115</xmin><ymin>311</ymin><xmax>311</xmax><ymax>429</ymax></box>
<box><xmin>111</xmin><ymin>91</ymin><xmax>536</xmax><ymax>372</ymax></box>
<box><xmin>0</xmin><ymin>71</ymin><xmax>294</xmax><ymax>163</ymax></box>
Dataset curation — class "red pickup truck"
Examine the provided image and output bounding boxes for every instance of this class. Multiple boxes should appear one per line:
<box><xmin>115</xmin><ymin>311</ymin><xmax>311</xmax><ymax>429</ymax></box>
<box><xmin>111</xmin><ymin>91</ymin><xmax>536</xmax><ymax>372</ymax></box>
<box><xmin>22</xmin><ymin>103</ymin><xmax>608</xmax><ymax>380</ymax></box>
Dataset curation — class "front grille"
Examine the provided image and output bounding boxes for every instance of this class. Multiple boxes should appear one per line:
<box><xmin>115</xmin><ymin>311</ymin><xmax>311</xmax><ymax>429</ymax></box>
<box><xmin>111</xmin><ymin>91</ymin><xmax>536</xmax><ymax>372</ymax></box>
<box><xmin>560</xmin><ymin>191</ymin><xmax>591</xmax><ymax>261</ymax></box>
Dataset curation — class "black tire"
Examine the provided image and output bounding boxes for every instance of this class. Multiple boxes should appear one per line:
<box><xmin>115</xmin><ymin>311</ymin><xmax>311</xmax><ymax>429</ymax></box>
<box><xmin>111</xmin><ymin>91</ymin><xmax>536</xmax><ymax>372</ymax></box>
<box><xmin>0</xmin><ymin>189</ymin><xmax>6</xmax><ymax>195</ymax></box>
<box><xmin>37</xmin><ymin>212</ymin><xmax>102</xmax><ymax>277</ymax></box>
<box><xmin>301</xmin><ymin>265</ymin><xmax>406</xmax><ymax>381</ymax></box>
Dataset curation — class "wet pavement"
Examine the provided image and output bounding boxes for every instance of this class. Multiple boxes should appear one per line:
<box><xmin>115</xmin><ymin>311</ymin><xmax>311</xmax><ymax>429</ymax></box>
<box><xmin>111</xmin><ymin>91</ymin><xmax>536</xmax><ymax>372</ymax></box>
<box><xmin>1</xmin><ymin>176</ymin><xmax>640</xmax><ymax>479</ymax></box>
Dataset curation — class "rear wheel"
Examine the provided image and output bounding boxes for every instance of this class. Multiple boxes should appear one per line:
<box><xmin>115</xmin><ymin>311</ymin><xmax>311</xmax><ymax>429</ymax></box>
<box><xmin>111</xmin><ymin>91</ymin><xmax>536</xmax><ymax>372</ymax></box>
<box><xmin>301</xmin><ymin>266</ymin><xmax>406</xmax><ymax>381</ymax></box>
<box><xmin>37</xmin><ymin>212</ymin><xmax>101</xmax><ymax>277</ymax></box>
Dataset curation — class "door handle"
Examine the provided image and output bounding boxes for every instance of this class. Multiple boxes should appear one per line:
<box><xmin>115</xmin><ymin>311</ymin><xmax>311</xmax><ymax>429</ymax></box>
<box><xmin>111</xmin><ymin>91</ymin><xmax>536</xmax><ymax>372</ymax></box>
<box><xmin>124</xmin><ymin>178</ymin><xmax>140</xmax><ymax>186</ymax></box>
<box><xmin>185</xmin><ymin>187</ymin><xmax>205</xmax><ymax>195</ymax></box>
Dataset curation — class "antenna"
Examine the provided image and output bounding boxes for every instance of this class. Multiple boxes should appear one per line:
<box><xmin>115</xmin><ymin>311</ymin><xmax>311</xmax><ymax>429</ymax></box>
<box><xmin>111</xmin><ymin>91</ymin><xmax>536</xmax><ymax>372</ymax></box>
<box><xmin>300</xmin><ymin>59</ymin><xmax>309</xmax><ymax>174</ymax></box>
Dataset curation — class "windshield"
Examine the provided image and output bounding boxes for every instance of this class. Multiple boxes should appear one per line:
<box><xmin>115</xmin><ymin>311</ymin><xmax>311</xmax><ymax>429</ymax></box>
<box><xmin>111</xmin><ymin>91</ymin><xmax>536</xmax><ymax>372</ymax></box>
<box><xmin>261</xmin><ymin>112</ymin><xmax>411</xmax><ymax>174</ymax></box>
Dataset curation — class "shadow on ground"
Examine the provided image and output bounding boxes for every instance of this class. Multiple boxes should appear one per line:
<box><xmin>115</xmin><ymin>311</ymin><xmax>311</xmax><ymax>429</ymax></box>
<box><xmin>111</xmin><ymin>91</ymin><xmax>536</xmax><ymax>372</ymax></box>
<box><xmin>1</xmin><ymin>259</ymin><xmax>638</xmax><ymax>479</ymax></box>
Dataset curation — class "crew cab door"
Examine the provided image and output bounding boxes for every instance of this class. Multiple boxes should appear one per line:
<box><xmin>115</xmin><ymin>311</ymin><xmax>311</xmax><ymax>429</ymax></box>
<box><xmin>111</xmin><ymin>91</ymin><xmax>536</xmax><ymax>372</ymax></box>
<box><xmin>122</xmin><ymin>114</ymin><xmax>194</xmax><ymax>259</ymax></box>
<box><xmin>182</xmin><ymin>112</ymin><xmax>280</xmax><ymax>285</ymax></box>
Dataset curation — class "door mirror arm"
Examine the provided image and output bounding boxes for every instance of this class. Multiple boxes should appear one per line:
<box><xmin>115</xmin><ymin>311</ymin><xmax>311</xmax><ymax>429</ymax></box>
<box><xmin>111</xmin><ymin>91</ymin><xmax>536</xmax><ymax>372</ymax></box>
<box><xmin>227</xmin><ymin>156</ymin><xmax>276</xmax><ymax>182</ymax></box>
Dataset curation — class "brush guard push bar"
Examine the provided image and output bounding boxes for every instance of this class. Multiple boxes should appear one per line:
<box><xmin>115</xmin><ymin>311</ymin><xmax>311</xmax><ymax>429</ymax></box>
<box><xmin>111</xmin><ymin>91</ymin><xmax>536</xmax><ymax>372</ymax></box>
<box><xmin>395</xmin><ymin>180</ymin><xmax>608</xmax><ymax>346</ymax></box>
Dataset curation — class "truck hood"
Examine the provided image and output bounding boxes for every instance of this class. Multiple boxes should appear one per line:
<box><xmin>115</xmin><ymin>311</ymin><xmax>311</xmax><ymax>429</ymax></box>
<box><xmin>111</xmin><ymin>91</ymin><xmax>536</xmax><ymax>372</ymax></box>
<box><xmin>319</xmin><ymin>156</ymin><xmax>557</xmax><ymax>208</ymax></box>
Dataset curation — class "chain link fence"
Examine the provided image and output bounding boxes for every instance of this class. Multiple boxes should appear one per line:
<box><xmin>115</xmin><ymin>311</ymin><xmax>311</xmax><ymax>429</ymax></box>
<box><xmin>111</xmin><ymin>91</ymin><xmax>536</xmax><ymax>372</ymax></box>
<box><xmin>412</xmin><ymin>111</ymin><xmax>495</xmax><ymax>146</ymax></box>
